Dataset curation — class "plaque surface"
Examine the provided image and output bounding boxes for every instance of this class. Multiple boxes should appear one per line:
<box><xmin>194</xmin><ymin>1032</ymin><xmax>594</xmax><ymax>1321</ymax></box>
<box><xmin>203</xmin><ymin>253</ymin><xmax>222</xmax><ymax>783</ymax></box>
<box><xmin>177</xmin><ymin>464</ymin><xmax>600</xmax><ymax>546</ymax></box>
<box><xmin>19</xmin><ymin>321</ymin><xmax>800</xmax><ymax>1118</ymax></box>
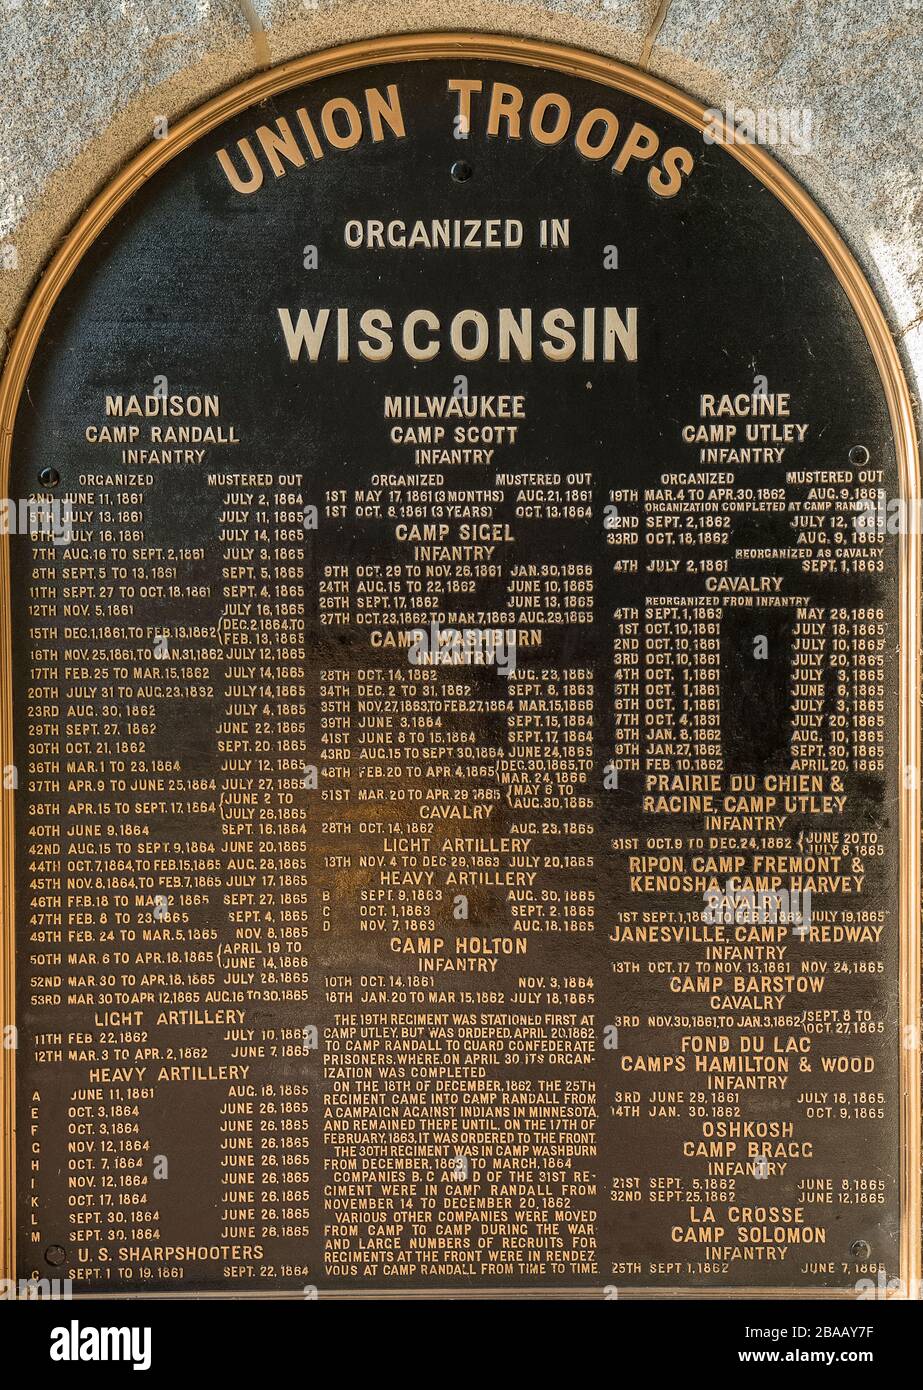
<box><xmin>0</xmin><ymin>35</ymin><xmax>919</xmax><ymax>1298</ymax></box>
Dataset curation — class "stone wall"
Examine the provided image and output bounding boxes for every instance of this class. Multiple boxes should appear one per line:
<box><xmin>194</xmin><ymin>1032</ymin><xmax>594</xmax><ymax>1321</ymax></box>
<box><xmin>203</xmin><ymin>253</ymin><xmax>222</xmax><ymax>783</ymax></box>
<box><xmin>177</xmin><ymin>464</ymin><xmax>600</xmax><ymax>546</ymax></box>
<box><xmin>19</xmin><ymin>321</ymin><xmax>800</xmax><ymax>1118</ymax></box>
<box><xmin>1</xmin><ymin>0</ymin><xmax>921</xmax><ymax>406</ymax></box>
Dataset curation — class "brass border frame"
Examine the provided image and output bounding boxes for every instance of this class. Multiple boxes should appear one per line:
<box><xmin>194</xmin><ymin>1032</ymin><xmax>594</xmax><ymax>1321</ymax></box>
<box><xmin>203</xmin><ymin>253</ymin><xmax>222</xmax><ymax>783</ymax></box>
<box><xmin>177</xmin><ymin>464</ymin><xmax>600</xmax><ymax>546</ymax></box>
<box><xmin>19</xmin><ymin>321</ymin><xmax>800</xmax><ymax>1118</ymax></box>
<box><xmin>0</xmin><ymin>31</ymin><xmax>918</xmax><ymax>1301</ymax></box>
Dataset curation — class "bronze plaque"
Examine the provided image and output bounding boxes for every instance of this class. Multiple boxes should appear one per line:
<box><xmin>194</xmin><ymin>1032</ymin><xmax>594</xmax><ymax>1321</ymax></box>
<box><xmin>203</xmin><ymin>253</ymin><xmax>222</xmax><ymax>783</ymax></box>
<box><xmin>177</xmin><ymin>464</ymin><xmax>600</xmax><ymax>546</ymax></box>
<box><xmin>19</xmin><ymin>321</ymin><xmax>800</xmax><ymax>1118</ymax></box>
<box><xmin>0</xmin><ymin>35</ymin><xmax>919</xmax><ymax>1299</ymax></box>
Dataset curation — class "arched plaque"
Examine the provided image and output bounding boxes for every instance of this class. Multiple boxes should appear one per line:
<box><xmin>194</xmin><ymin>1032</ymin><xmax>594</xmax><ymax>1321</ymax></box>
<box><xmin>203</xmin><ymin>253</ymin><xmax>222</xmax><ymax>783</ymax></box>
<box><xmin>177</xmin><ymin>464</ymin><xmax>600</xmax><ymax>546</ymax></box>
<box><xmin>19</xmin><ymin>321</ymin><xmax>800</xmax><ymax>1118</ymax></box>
<box><xmin>0</xmin><ymin>35</ymin><xmax>919</xmax><ymax>1299</ymax></box>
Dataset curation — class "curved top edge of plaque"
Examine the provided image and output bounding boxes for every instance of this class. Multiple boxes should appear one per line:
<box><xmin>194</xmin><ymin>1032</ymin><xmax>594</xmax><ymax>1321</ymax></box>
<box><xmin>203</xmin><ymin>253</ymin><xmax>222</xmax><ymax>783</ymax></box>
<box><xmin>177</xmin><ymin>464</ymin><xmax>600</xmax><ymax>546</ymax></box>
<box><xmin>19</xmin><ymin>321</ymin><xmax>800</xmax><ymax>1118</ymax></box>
<box><xmin>0</xmin><ymin>33</ymin><xmax>917</xmax><ymax>508</ymax></box>
<box><xmin>0</xmin><ymin>31</ymin><xmax>919</xmax><ymax>1295</ymax></box>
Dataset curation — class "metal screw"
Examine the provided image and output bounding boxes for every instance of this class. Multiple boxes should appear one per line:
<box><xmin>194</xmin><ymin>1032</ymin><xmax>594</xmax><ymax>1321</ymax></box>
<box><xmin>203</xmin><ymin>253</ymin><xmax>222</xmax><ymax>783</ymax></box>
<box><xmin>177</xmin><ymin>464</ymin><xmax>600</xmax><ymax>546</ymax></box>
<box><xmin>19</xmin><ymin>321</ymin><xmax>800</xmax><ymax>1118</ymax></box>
<box><xmin>39</xmin><ymin>467</ymin><xmax>60</xmax><ymax>488</ymax></box>
<box><xmin>44</xmin><ymin>1244</ymin><xmax>66</xmax><ymax>1266</ymax></box>
<box><xmin>451</xmin><ymin>161</ymin><xmax>473</xmax><ymax>183</ymax></box>
<box><xmin>849</xmin><ymin>445</ymin><xmax>869</xmax><ymax>467</ymax></box>
<box><xmin>850</xmin><ymin>1239</ymin><xmax>871</xmax><ymax>1260</ymax></box>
